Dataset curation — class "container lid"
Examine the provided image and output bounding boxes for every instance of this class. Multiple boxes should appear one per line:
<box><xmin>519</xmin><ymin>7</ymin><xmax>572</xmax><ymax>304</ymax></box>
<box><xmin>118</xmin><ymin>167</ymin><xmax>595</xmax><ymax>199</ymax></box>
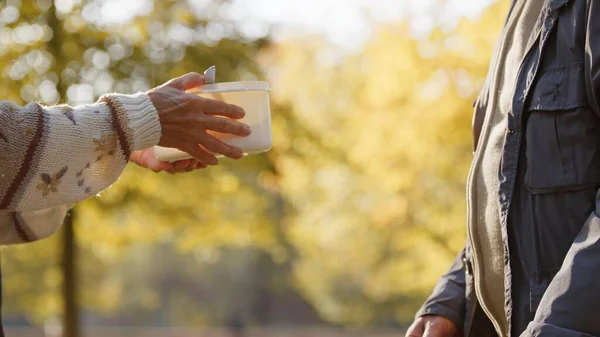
<box><xmin>187</xmin><ymin>81</ymin><xmax>271</xmax><ymax>95</ymax></box>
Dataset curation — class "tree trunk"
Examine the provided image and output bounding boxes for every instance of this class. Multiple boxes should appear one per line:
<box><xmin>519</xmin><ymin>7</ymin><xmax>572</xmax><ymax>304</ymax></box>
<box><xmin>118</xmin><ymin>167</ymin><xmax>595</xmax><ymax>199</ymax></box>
<box><xmin>46</xmin><ymin>4</ymin><xmax>80</xmax><ymax>336</ymax></box>
<box><xmin>62</xmin><ymin>213</ymin><xmax>79</xmax><ymax>337</ymax></box>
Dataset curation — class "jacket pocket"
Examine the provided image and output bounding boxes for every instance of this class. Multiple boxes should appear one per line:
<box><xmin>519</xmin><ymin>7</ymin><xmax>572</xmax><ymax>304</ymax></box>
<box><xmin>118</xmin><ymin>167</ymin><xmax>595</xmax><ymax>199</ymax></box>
<box><xmin>524</xmin><ymin>62</ymin><xmax>600</xmax><ymax>194</ymax></box>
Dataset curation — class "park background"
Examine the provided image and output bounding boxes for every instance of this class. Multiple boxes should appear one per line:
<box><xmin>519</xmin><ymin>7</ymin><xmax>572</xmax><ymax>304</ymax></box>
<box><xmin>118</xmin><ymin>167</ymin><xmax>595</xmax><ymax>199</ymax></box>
<box><xmin>0</xmin><ymin>0</ymin><xmax>506</xmax><ymax>335</ymax></box>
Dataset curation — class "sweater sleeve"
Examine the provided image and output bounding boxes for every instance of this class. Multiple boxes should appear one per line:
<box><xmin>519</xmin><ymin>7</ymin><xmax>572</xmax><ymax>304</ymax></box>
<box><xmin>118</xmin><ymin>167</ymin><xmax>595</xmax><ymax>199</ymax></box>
<box><xmin>0</xmin><ymin>92</ymin><xmax>161</xmax><ymax>244</ymax></box>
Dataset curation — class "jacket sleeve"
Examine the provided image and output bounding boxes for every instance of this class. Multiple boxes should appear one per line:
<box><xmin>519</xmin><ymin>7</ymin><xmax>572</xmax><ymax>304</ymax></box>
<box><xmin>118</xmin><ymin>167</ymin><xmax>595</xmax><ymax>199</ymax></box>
<box><xmin>0</xmin><ymin>93</ymin><xmax>161</xmax><ymax>245</ymax></box>
<box><xmin>521</xmin><ymin>3</ymin><xmax>600</xmax><ymax>336</ymax></box>
<box><xmin>415</xmin><ymin>248</ymin><xmax>466</xmax><ymax>329</ymax></box>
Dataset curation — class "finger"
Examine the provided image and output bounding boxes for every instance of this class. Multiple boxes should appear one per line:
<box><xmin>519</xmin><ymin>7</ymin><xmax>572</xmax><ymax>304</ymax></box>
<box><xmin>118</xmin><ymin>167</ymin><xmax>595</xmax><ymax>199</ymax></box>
<box><xmin>144</xmin><ymin>162</ymin><xmax>170</xmax><ymax>173</ymax></box>
<box><xmin>180</xmin><ymin>144</ymin><xmax>219</xmax><ymax>166</ymax></box>
<box><xmin>174</xmin><ymin>160</ymin><xmax>191</xmax><ymax>171</ymax></box>
<box><xmin>167</xmin><ymin>72</ymin><xmax>205</xmax><ymax>91</ymax></box>
<box><xmin>203</xmin><ymin>116</ymin><xmax>251</xmax><ymax>137</ymax></box>
<box><xmin>158</xmin><ymin>162</ymin><xmax>177</xmax><ymax>174</ymax></box>
<box><xmin>135</xmin><ymin>150</ymin><xmax>171</xmax><ymax>173</ymax></box>
<box><xmin>195</xmin><ymin>97</ymin><xmax>245</xmax><ymax>119</ymax></box>
<box><xmin>195</xmin><ymin>162</ymin><xmax>207</xmax><ymax>169</ymax></box>
<box><xmin>185</xmin><ymin>160</ymin><xmax>198</xmax><ymax>171</ymax></box>
<box><xmin>405</xmin><ymin>320</ymin><xmax>425</xmax><ymax>337</ymax></box>
<box><xmin>422</xmin><ymin>326</ymin><xmax>435</xmax><ymax>337</ymax></box>
<box><xmin>422</xmin><ymin>324</ymin><xmax>441</xmax><ymax>337</ymax></box>
<box><xmin>152</xmin><ymin>162</ymin><xmax>173</xmax><ymax>173</ymax></box>
<box><xmin>198</xmin><ymin>133</ymin><xmax>244</xmax><ymax>159</ymax></box>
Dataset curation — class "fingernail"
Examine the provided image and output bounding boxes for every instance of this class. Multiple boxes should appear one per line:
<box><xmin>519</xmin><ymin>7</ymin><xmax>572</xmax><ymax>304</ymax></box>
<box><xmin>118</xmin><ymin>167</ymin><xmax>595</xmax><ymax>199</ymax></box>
<box><xmin>210</xmin><ymin>158</ymin><xmax>219</xmax><ymax>165</ymax></box>
<box><xmin>244</xmin><ymin>125</ymin><xmax>252</xmax><ymax>135</ymax></box>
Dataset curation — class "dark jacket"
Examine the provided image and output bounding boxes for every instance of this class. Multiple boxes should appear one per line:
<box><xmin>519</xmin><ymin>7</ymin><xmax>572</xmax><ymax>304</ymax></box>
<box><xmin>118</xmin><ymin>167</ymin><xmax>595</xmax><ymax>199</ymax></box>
<box><xmin>417</xmin><ymin>0</ymin><xmax>600</xmax><ymax>336</ymax></box>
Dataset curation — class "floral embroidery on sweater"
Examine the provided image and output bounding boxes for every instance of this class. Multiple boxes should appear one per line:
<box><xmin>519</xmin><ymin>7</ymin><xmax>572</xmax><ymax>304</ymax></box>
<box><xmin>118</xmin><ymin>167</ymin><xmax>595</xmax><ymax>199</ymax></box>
<box><xmin>59</xmin><ymin>106</ymin><xmax>77</xmax><ymax>125</ymax></box>
<box><xmin>93</xmin><ymin>132</ymin><xmax>117</xmax><ymax>153</ymax></box>
<box><xmin>37</xmin><ymin>166</ymin><xmax>68</xmax><ymax>197</ymax></box>
<box><xmin>74</xmin><ymin>160</ymin><xmax>93</xmax><ymax>194</ymax></box>
<box><xmin>23</xmin><ymin>127</ymin><xmax>34</xmax><ymax>137</ymax></box>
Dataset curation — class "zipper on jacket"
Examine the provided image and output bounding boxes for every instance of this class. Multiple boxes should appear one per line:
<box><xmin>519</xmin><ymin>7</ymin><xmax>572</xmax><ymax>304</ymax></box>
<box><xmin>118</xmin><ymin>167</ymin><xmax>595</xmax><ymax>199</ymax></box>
<box><xmin>465</xmin><ymin>2</ymin><xmax>525</xmax><ymax>334</ymax></box>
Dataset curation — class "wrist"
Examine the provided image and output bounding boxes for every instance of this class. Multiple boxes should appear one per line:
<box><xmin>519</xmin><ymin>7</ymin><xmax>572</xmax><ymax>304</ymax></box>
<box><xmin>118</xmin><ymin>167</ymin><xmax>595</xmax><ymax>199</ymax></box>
<box><xmin>100</xmin><ymin>92</ymin><xmax>162</xmax><ymax>152</ymax></box>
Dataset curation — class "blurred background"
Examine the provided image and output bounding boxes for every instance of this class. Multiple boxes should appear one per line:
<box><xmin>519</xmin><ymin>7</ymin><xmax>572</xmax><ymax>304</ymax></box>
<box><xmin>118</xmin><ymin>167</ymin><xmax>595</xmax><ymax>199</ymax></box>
<box><xmin>0</xmin><ymin>0</ymin><xmax>508</xmax><ymax>336</ymax></box>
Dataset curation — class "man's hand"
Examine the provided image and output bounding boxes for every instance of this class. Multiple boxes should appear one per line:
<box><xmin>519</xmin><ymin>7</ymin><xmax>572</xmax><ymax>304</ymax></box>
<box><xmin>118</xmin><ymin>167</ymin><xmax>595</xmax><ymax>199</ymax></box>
<box><xmin>130</xmin><ymin>148</ymin><xmax>206</xmax><ymax>174</ymax></box>
<box><xmin>405</xmin><ymin>315</ymin><xmax>460</xmax><ymax>337</ymax></box>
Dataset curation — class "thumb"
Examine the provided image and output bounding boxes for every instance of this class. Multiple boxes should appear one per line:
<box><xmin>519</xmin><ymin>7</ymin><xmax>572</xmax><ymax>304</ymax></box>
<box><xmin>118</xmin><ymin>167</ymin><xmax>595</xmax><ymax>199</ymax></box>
<box><xmin>405</xmin><ymin>320</ymin><xmax>425</xmax><ymax>337</ymax></box>
<box><xmin>423</xmin><ymin>322</ymin><xmax>445</xmax><ymax>337</ymax></box>
<box><xmin>130</xmin><ymin>149</ymin><xmax>171</xmax><ymax>172</ymax></box>
<box><xmin>166</xmin><ymin>72</ymin><xmax>205</xmax><ymax>91</ymax></box>
<box><xmin>422</xmin><ymin>325</ymin><xmax>436</xmax><ymax>337</ymax></box>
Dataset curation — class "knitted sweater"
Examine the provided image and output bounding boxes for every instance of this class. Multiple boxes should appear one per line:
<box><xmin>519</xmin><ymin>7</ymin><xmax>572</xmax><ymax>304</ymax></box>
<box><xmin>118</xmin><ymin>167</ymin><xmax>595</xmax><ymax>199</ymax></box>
<box><xmin>0</xmin><ymin>93</ymin><xmax>161</xmax><ymax>244</ymax></box>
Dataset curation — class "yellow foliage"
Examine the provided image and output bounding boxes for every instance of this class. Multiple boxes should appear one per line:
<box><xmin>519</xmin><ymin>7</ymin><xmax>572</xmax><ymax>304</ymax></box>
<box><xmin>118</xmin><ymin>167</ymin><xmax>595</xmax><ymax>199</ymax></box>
<box><xmin>0</xmin><ymin>0</ymin><xmax>511</xmax><ymax>327</ymax></box>
<box><xmin>260</xmin><ymin>0</ymin><xmax>508</xmax><ymax>325</ymax></box>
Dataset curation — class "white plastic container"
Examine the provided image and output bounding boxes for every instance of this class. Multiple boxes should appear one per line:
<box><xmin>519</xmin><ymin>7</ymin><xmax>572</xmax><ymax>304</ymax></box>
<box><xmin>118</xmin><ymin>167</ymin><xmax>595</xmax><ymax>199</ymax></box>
<box><xmin>153</xmin><ymin>81</ymin><xmax>272</xmax><ymax>162</ymax></box>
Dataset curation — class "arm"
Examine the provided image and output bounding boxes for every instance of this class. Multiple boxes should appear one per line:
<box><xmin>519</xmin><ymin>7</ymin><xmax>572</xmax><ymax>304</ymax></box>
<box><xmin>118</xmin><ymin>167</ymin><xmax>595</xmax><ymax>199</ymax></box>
<box><xmin>0</xmin><ymin>72</ymin><xmax>252</xmax><ymax>245</ymax></box>
<box><xmin>0</xmin><ymin>93</ymin><xmax>160</xmax><ymax>244</ymax></box>
<box><xmin>415</xmin><ymin>248</ymin><xmax>467</xmax><ymax>328</ymax></box>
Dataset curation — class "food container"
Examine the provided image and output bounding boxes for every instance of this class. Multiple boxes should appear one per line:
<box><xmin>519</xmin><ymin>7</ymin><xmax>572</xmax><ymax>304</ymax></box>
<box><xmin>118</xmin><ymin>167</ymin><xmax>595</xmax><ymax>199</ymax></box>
<box><xmin>153</xmin><ymin>80</ymin><xmax>272</xmax><ymax>162</ymax></box>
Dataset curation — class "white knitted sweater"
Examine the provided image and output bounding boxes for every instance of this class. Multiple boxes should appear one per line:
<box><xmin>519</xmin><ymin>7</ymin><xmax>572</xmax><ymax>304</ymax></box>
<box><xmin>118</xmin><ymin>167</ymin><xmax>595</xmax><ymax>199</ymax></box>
<box><xmin>0</xmin><ymin>93</ymin><xmax>161</xmax><ymax>244</ymax></box>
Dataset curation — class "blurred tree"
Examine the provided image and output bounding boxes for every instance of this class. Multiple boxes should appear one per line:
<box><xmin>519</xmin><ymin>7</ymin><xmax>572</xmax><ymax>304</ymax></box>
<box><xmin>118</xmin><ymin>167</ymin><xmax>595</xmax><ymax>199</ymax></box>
<box><xmin>0</xmin><ymin>0</ymin><xmax>275</xmax><ymax>327</ymax></box>
<box><xmin>260</xmin><ymin>0</ymin><xmax>509</xmax><ymax>325</ymax></box>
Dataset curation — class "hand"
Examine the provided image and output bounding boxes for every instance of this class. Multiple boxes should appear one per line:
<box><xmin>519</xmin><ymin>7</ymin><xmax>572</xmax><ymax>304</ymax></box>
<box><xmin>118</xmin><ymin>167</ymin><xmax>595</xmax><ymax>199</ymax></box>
<box><xmin>130</xmin><ymin>148</ymin><xmax>206</xmax><ymax>174</ymax></box>
<box><xmin>147</xmin><ymin>72</ymin><xmax>251</xmax><ymax>166</ymax></box>
<box><xmin>405</xmin><ymin>316</ymin><xmax>460</xmax><ymax>337</ymax></box>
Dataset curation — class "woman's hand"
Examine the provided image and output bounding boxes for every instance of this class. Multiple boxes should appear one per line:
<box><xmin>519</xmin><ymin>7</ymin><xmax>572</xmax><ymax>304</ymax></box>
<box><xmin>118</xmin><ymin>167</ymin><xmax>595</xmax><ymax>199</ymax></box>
<box><xmin>146</xmin><ymin>72</ymin><xmax>251</xmax><ymax>167</ymax></box>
